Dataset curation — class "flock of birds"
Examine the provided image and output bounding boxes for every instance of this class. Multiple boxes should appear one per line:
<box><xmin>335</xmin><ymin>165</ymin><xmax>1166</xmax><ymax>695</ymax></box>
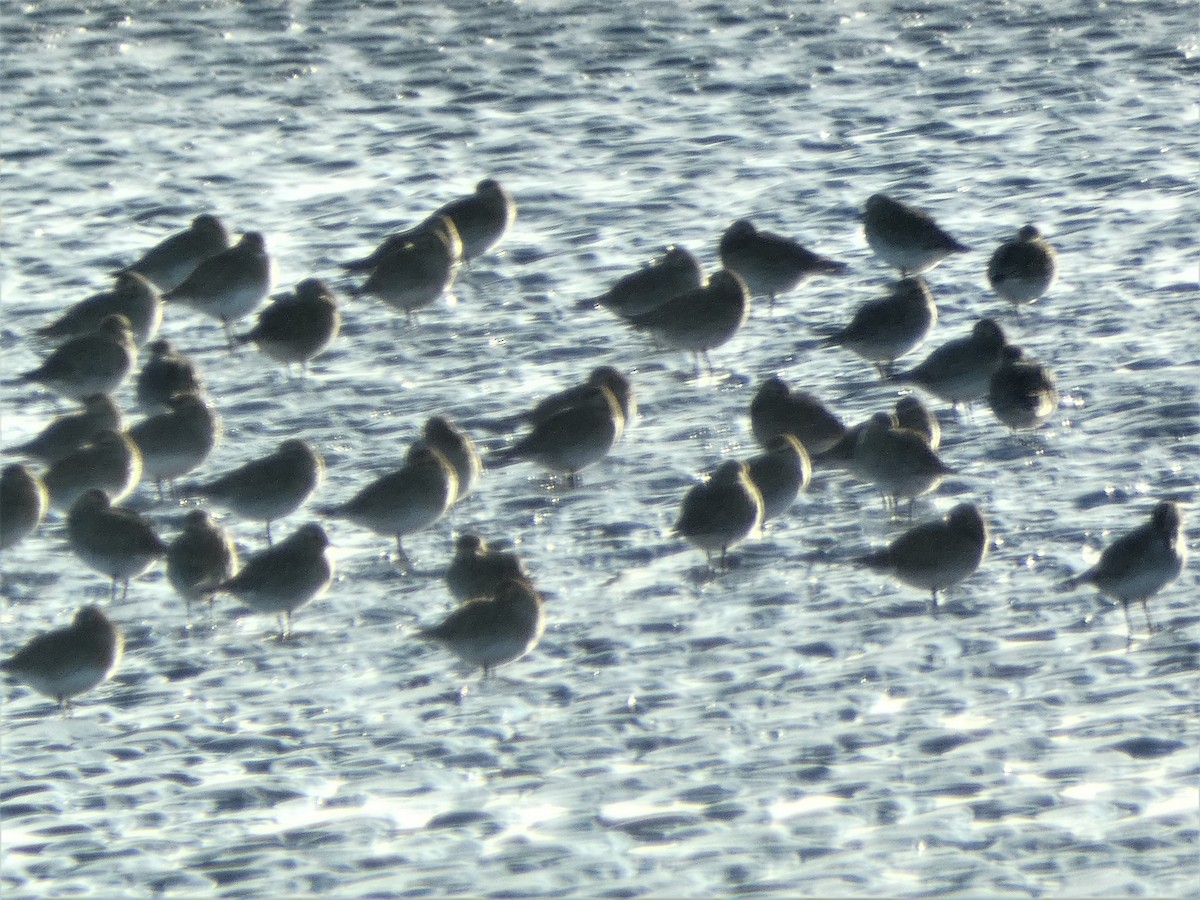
<box><xmin>0</xmin><ymin>180</ymin><xmax>1188</xmax><ymax>713</ymax></box>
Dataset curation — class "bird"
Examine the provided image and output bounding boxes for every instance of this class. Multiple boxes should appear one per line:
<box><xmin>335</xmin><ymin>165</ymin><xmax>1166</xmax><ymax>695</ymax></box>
<box><xmin>354</xmin><ymin>215</ymin><xmax>460</xmax><ymax>321</ymax></box>
<box><xmin>674</xmin><ymin>460</ymin><xmax>764</xmax><ymax>569</ymax></box>
<box><xmin>444</xmin><ymin>533</ymin><xmax>530</xmax><ymax>603</ymax></box>
<box><xmin>820</xmin><ymin>277</ymin><xmax>937</xmax><ymax>376</ymax></box>
<box><xmin>745</xmin><ymin>434</ymin><xmax>812</xmax><ymax>523</ymax></box>
<box><xmin>164</xmin><ymin>232</ymin><xmax>273</xmax><ymax>344</ymax></box>
<box><xmin>186</xmin><ymin>438</ymin><xmax>323</xmax><ymax>545</ymax></box>
<box><xmin>35</xmin><ymin>271</ymin><xmax>163</xmax><ymax>347</ymax></box>
<box><xmin>855</xmin><ymin>502</ymin><xmax>989</xmax><ymax>607</ymax></box>
<box><xmin>126</xmin><ymin>391</ymin><xmax>221</xmax><ymax>497</ymax></box>
<box><xmin>118</xmin><ymin>213</ymin><xmax>230</xmax><ymax>293</ymax></box>
<box><xmin>217</xmin><ymin>522</ymin><xmax>334</xmax><ymax>639</ymax></box>
<box><xmin>624</xmin><ymin>269</ymin><xmax>750</xmax><ymax>376</ymax></box>
<box><xmin>407</xmin><ymin>416</ymin><xmax>482</xmax><ymax>503</ymax></box>
<box><xmin>862</xmin><ymin>193</ymin><xmax>971</xmax><ymax>276</ymax></box>
<box><xmin>848</xmin><ymin>412</ymin><xmax>955</xmax><ymax>513</ymax></box>
<box><xmin>987</xmin><ymin>224</ymin><xmax>1058</xmax><ymax>307</ymax></box>
<box><xmin>749</xmin><ymin>376</ymin><xmax>846</xmax><ymax>455</ymax></box>
<box><xmin>431</xmin><ymin>178</ymin><xmax>517</xmax><ymax>261</ymax></box>
<box><xmin>988</xmin><ymin>345</ymin><xmax>1059</xmax><ymax>431</ymax></box>
<box><xmin>166</xmin><ymin>510</ymin><xmax>238</xmax><ymax>618</ymax></box>
<box><xmin>891</xmin><ymin>318</ymin><xmax>1009</xmax><ymax>407</ymax></box>
<box><xmin>7</xmin><ymin>393</ymin><xmax>123</xmax><ymax>465</ymax></box>
<box><xmin>1</xmin><ymin>606</ymin><xmax>123</xmax><ymax>712</ymax></box>
<box><xmin>1063</xmin><ymin>501</ymin><xmax>1185</xmax><ymax>637</ymax></box>
<box><xmin>813</xmin><ymin>397</ymin><xmax>940</xmax><ymax>471</ymax></box>
<box><xmin>18</xmin><ymin>313</ymin><xmax>137</xmax><ymax>401</ymax></box>
<box><xmin>135</xmin><ymin>338</ymin><xmax>205</xmax><ymax>413</ymax></box>
<box><xmin>0</xmin><ymin>463</ymin><xmax>48</xmax><ymax>553</ymax></box>
<box><xmin>418</xmin><ymin>577</ymin><xmax>545</xmax><ymax>677</ymax></box>
<box><xmin>66</xmin><ymin>489</ymin><xmax>167</xmax><ymax>600</ymax></box>
<box><xmin>718</xmin><ymin>218</ymin><xmax>848</xmax><ymax>308</ymax></box>
<box><xmin>321</xmin><ymin>446</ymin><xmax>457</xmax><ymax>570</ymax></box>
<box><xmin>42</xmin><ymin>428</ymin><xmax>143</xmax><ymax>510</ymax></box>
<box><xmin>341</xmin><ymin>213</ymin><xmax>464</xmax><ymax>273</ymax></box>
<box><xmin>488</xmin><ymin>374</ymin><xmax>626</xmax><ymax>485</ymax></box>
<box><xmin>582</xmin><ymin>245</ymin><xmax>704</xmax><ymax>319</ymax></box>
<box><xmin>235</xmin><ymin>277</ymin><xmax>341</xmax><ymax>373</ymax></box>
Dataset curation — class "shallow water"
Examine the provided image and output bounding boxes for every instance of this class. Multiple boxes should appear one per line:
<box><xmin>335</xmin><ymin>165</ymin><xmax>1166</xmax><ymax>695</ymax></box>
<box><xmin>2</xmin><ymin>1</ymin><xmax>1198</xmax><ymax>897</ymax></box>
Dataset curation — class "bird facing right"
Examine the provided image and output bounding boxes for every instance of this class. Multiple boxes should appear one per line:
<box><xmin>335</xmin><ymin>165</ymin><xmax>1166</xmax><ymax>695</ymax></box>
<box><xmin>67</xmin><ymin>489</ymin><xmax>167</xmax><ymax>600</ymax></box>
<box><xmin>445</xmin><ymin>533</ymin><xmax>530</xmax><ymax>603</ymax></box>
<box><xmin>418</xmin><ymin>577</ymin><xmax>545</xmax><ymax>677</ymax></box>
<box><xmin>1</xmin><ymin>606</ymin><xmax>123</xmax><ymax>712</ymax></box>
<box><xmin>674</xmin><ymin>459</ymin><xmax>764</xmax><ymax>569</ymax></box>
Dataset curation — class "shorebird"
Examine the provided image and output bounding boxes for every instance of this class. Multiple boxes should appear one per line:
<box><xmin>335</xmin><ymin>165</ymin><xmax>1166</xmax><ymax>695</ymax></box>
<box><xmin>1</xmin><ymin>606</ymin><xmax>123</xmax><ymax>712</ymax></box>
<box><xmin>987</xmin><ymin>224</ymin><xmax>1058</xmax><ymax>307</ymax></box>
<box><xmin>988</xmin><ymin>345</ymin><xmax>1059</xmax><ymax>431</ymax></box>
<box><xmin>892</xmin><ymin>318</ymin><xmax>1009</xmax><ymax>408</ymax></box>
<box><xmin>166</xmin><ymin>509</ymin><xmax>238</xmax><ymax>618</ymax></box>
<box><xmin>321</xmin><ymin>446</ymin><xmax>457</xmax><ymax>570</ymax></box>
<box><xmin>135</xmin><ymin>338</ymin><xmax>204</xmax><ymax>413</ymax></box>
<box><xmin>848</xmin><ymin>412</ymin><xmax>955</xmax><ymax>514</ymax></box>
<box><xmin>164</xmin><ymin>231</ymin><xmax>273</xmax><ymax>345</ymax></box>
<box><xmin>749</xmin><ymin>376</ymin><xmax>846</xmax><ymax>455</ymax></box>
<box><xmin>418</xmin><ymin>577</ymin><xmax>545</xmax><ymax>677</ymax></box>
<box><xmin>444</xmin><ymin>534</ymin><xmax>530</xmax><ymax>603</ymax></box>
<box><xmin>407</xmin><ymin>416</ymin><xmax>482</xmax><ymax>503</ymax></box>
<box><xmin>118</xmin><ymin>213</ymin><xmax>230</xmax><ymax>293</ymax></box>
<box><xmin>820</xmin><ymin>277</ymin><xmax>937</xmax><ymax>376</ymax></box>
<box><xmin>36</xmin><ymin>271</ymin><xmax>163</xmax><ymax>347</ymax></box>
<box><xmin>433</xmin><ymin>178</ymin><xmax>516</xmax><ymax>261</ymax></box>
<box><xmin>1063</xmin><ymin>501</ymin><xmax>1185</xmax><ymax>637</ymax></box>
<box><xmin>674</xmin><ymin>460</ymin><xmax>764</xmax><ymax>569</ymax></box>
<box><xmin>856</xmin><ymin>502</ymin><xmax>989</xmax><ymax>607</ymax></box>
<box><xmin>862</xmin><ymin>193</ymin><xmax>970</xmax><ymax>276</ymax></box>
<box><xmin>67</xmin><ymin>489</ymin><xmax>167</xmax><ymax>600</ymax></box>
<box><xmin>18</xmin><ymin>313</ymin><xmax>137</xmax><ymax>401</ymax></box>
<box><xmin>186</xmin><ymin>438</ymin><xmax>323</xmax><ymax>545</ymax></box>
<box><xmin>583</xmin><ymin>245</ymin><xmax>704</xmax><ymax>319</ymax></box>
<box><xmin>354</xmin><ymin>216</ymin><xmax>460</xmax><ymax>322</ymax></box>
<box><xmin>217</xmin><ymin>522</ymin><xmax>334</xmax><ymax>639</ymax></box>
<box><xmin>236</xmin><ymin>277</ymin><xmax>341</xmax><ymax>373</ymax></box>
<box><xmin>0</xmin><ymin>463</ymin><xmax>48</xmax><ymax>552</ymax></box>
<box><xmin>7</xmin><ymin>393</ymin><xmax>123</xmax><ymax>465</ymax></box>
<box><xmin>813</xmin><ymin>397</ymin><xmax>940</xmax><ymax>471</ymax></box>
<box><xmin>746</xmin><ymin>434</ymin><xmax>812</xmax><ymax>523</ymax></box>
<box><xmin>42</xmin><ymin>428</ymin><xmax>142</xmax><ymax>510</ymax></box>
<box><xmin>718</xmin><ymin>218</ymin><xmax>847</xmax><ymax>308</ymax></box>
<box><xmin>126</xmin><ymin>391</ymin><xmax>221</xmax><ymax>497</ymax></box>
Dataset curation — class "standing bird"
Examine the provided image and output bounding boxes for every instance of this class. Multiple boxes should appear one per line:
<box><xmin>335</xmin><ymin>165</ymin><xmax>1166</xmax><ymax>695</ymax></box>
<box><xmin>988</xmin><ymin>345</ymin><xmax>1059</xmax><ymax>431</ymax></box>
<box><xmin>745</xmin><ymin>434</ymin><xmax>812</xmax><ymax>523</ymax></box>
<box><xmin>126</xmin><ymin>391</ymin><xmax>221</xmax><ymax>498</ymax></box>
<box><xmin>856</xmin><ymin>502</ymin><xmax>989</xmax><ymax>608</ymax></box>
<box><xmin>820</xmin><ymin>277</ymin><xmax>937</xmax><ymax>377</ymax></box>
<box><xmin>444</xmin><ymin>534</ymin><xmax>529</xmax><ymax>603</ymax></box>
<box><xmin>862</xmin><ymin>193</ymin><xmax>971</xmax><ymax>276</ymax></box>
<box><xmin>186</xmin><ymin>438</ymin><xmax>323</xmax><ymax>545</ymax></box>
<box><xmin>813</xmin><ymin>397</ymin><xmax>940</xmax><ymax>471</ymax></box>
<box><xmin>582</xmin><ymin>245</ymin><xmax>704</xmax><ymax>319</ymax></box>
<box><xmin>119</xmin><ymin>213</ymin><xmax>230</xmax><ymax>293</ymax></box>
<box><xmin>418</xmin><ymin>578</ymin><xmax>545</xmax><ymax>677</ymax></box>
<box><xmin>321</xmin><ymin>446</ymin><xmax>458</xmax><ymax>570</ymax></box>
<box><xmin>42</xmin><ymin>428</ymin><xmax>143</xmax><ymax>511</ymax></box>
<box><xmin>236</xmin><ymin>277</ymin><xmax>341</xmax><ymax>374</ymax></box>
<box><xmin>0</xmin><ymin>463</ymin><xmax>48</xmax><ymax>553</ymax></box>
<box><xmin>7</xmin><ymin>393</ymin><xmax>123</xmax><ymax>465</ymax></box>
<box><xmin>408</xmin><ymin>416</ymin><xmax>482</xmax><ymax>504</ymax></box>
<box><xmin>718</xmin><ymin>219</ymin><xmax>847</xmax><ymax>309</ymax></box>
<box><xmin>217</xmin><ymin>523</ymin><xmax>334</xmax><ymax>639</ymax></box>
<box><xmin>848</xmin><ymin>412</ymin><xmax>955</xmax><ymax>514</ymax></box>
<box><xmin>1063</xmin><ymin>501</ymin><xmax>1185</xmax><ymax>637</ymax></box>
<box><xmin>355</xmin><ymin>216</ymin><xmax>461</xmax><ymax>322</ymax></box>
<box><xmin>433</xmin><ymin>178</ymin><xmax>517</xmax><ymax>262</ymax></box>
<box><xmin>166</xmin><ymin>510</ymin><xmax>238</xmax><ymax>618</ymax></box>
<box><xmin>36</xmin><ymin>271</ymin><xmax>163</xmax><ymax>347</ymax></box>
<box><xmin>67</xmin><ymin>489</ymin><xmax>167</xmax><ymax>600</ymax></box>
<box><xmin>1</xmin><ymin>606</ymin><xmax>123</xmax><ymax>712</ymax></box>
<box><xmin>18</xmin><ymin>313</ymin><xmax>137</xmax><ymax>401</ymax></box>
<box><xmin>674</xmin><ymin>460</ymin><xmax>764</xmax><ymax>569</ymax></box>
<box><xmin>749</xmin><ymin>376</ymin><xmax>846</xmax><ymax>455</ymax></box>
<box><xmin>625</xmin><ymin>270</ymin><xmax>750</xmax><ymax>376</ymax></box>
<box><xmin>164</xmin><ymin>232</ymin><xmax>273</xmax><ymax>345</ymax></box>
<box><xmin>135</xmin><ymin>338</ymin><xmax>204</xmax><ymax>413</ymax></box>
<box><xmin>987</xmin><ymin>224</ymin><xmax>1058</xmax><ymax>308</ymax></box>
<box><xmin>891</xmin><ymin>318</ymin><xmax>1009</xmax><ymax>408</ymax></box>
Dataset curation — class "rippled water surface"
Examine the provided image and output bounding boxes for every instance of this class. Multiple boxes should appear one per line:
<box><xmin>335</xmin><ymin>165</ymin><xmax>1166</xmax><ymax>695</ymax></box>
<box><xmin>2</xmin><ymin>1</ymin><xmax>1198</xmax><ymax>896</ymax></box>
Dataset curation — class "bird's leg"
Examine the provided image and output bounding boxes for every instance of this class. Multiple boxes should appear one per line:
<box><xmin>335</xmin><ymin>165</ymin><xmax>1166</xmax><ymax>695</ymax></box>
<box><xmin>394</xmin><ymin>536</ymin><xmax>412</xmax><ymax>573</ymax></box>
<box><xmin>1141</xmin><ymin>600</ymin><xmax>1156</xmax><ymax>635</ymax></box>
<box><xmin>265</xmin><ymin>520</ymin><xmax>274</xmax><ymax>546</ymax></box>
